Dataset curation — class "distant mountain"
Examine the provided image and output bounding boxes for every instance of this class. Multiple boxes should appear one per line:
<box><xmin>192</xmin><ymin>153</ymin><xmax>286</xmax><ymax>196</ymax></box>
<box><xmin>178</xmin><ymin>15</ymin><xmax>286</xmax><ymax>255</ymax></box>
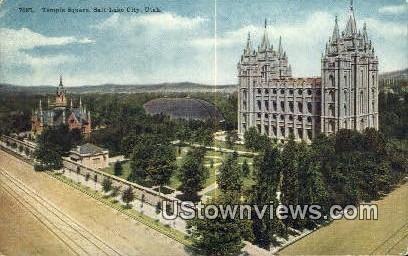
<box><xmin>0</xmin><ymin>82</ymin><xmax>236</xmax><ymax>94</ymax></box>
<box><xmin>379</xmin><ymin>68</ymin><xmax>408</xmax><ymax>81</ymax></box>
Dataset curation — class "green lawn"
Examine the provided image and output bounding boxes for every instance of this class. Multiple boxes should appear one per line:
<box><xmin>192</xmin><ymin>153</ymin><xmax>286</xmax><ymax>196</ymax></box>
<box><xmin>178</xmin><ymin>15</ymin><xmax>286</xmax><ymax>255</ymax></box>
<box><xmin>101</xmin><ymin>161</ymin><xmax>132</xmax><ymax>180</ymax></box>
<box><xmin>213</xmin><ymin>140</ymin><xmax>249</xmax><ymax>152</ymax></box>
<box><xmin>105</xmin><ymin>147</ymin><xmax>256</xmax><ymax>196</ymax></box>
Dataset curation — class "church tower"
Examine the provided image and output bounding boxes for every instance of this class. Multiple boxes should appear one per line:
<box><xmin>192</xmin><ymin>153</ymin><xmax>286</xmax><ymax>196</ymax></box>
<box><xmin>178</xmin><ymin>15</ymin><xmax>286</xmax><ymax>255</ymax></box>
<box><xmin>54</xmin><ymin>75</ymin><xmax>68</xmax><ymax>108</ymax></box>
<box><xmin>321</xmin><ymin>0</ymin><xmax>379</xmax><ymax>134</ymax></box>
<box><xmin>237</xmin><ymin>20</ymin><xmax>292</xmax><ymax>136</ymax></box>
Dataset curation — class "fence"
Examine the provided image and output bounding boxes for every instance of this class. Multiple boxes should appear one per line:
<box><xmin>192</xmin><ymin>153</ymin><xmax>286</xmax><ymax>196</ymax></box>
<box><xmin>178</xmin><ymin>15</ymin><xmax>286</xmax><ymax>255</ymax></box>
<box><xmin>0</xmin><ymin>135</ymin><xmax>180</xmax><ymax>210</ymax></box>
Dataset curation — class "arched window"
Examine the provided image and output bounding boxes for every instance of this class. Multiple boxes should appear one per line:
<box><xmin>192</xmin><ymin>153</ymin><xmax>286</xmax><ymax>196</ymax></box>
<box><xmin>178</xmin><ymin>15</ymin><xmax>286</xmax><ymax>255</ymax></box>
<box><xmin>257</xmin><ymin>100</ymin><xmax>262</xmax><ymax>110</ymax></box>
<box><xmin>280</xmin><ymin>101</ymin><xmax>285</xmax><ymax>111</ymax></box>
<box><xmin>289</xmin><ymin>101</ymin><xmax>294</xmax><ymax>113</ymax></box>
<box><xmin>307</xmin><ymin>130</ymin><xmax>312</xmax><ymax>140</ymax></box>
<box><xmin>329</xmin><ymin>104</ymin><xmax>335</xmax><ymax>116</ymax></box>
<box><xmin>360</xmin><ymin>91</ymin><xmax>364</xmax><ymax>113</ymax></box>
<box><xmin>261</xmin><ymin>65</ymin><xmax>267</xmax><ymax>80</ymax></box>
<box><xmin>264</xmin><ymin>125</ymin><xmax>269</xmax><ymax>135</ymax></box>
<box><xmin>330</xmin><ymin>91</ymin><xmax>335</xmax><ymax>101</ymax></box>
<box><xmin>298</xmin><ymin>102</ymin><xmax>303</xmax><ymax>113</ymax></box>
<box><xmin>264</xmin><ymin>100</ymin><xmax>269</xmax><ymax>110</ymax></box>
<box><xmin>329</xmin><ymin>121</ymin><xmax>335</xmax><ymax>132</ymax></box>
<box><xmin>329</xmin><ymin>75</ymin><xmax>335</xmax><ymax>87</ymax></box>
<box><xmin>297</xmin><ymin>128</ymin><xmax>303</xmax><ymax>139</ymax></box>
<box><xmin>307</xmin><ymin>102</ymin><xmax>313</xmax><ymax>113</ymax></box>
<box><xmin>280</xmin><ymin>127</ymin><xmax>285</xmax><ymax>137</ymax></box>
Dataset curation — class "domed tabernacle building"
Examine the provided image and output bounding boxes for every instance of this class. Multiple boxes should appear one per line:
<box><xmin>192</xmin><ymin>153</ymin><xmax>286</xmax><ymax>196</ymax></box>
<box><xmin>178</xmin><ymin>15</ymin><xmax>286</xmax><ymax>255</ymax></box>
<box><xmin>143</xmin><ymin>97</ymin><xmax>224</xmax><ymax>122</ymax></box>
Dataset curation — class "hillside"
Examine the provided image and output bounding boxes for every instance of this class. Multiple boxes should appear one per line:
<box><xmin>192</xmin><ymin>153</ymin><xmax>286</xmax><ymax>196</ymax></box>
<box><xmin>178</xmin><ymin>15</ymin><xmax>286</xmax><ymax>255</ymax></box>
<box><xmin>0</xmin><ymin>82</ymin><xmax>236</xmax><ymax>94</ymax></box>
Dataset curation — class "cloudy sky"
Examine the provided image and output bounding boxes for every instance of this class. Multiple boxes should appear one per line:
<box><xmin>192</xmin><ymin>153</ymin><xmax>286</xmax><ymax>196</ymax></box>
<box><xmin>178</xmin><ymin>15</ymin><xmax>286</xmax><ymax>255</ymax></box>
<box><xmin>0</xmin><ymin>0</ymin><xmax>406</xmax><ymax>86</ymax></box>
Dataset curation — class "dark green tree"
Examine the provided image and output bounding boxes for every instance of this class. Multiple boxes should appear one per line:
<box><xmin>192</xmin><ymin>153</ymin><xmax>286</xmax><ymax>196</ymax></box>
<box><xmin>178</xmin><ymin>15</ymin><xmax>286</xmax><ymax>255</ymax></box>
<box><xmin>217</xmin><ymin>152</ymin><xmax>243</xmax><ymax>198</ymax></box>
<box><xmin>122</xmin><ymin>187</ymin><xmax>134</xmax><ymax>207</ymax></box>
<box><xmin>189</xmin><ymin>196</ymin><xmax>246</xmax><ymax>256</ymax></box>
<box><xmin>244</xmin><ymin>127</ymin><xmax>271</xmax><ymax>152</ymax></box>
<box><xmin>242</xmin><ymin>159</ymin><xmax>250</xmax><ymax>177</ymax></box>
<box><xmin>251</xmin><ymin>146</ymin><xmax>286</xmax><ymax>249</ymax></box>
<box><xmin>178</xmin><ymin>148</ymin><xmax>209</xmax><ymax>201</ymax></box>
<box><xmin>102</xmin><ymin>177</ymin><xmax>112</xmax><ymax>193</ymax></box>
<box><xmin>114</xmin><ymin>161</ymin><xmax>123</xmax><ymax>176</ymax></box>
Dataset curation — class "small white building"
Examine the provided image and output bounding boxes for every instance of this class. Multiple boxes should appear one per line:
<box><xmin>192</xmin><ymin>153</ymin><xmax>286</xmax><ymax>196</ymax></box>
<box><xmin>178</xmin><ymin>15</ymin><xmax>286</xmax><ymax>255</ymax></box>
<box><xmin>69</xmin><ymin>143</ymin><xmax>109</xmax><ymax>169</ymax></box>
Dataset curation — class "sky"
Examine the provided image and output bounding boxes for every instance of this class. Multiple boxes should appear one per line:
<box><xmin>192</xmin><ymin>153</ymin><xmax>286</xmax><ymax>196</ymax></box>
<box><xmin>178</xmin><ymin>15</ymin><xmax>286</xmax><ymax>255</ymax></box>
<box><xmin>0</xmin><ymin>0</ymin><xmax>407</xmax><ymax>86</ymax></box>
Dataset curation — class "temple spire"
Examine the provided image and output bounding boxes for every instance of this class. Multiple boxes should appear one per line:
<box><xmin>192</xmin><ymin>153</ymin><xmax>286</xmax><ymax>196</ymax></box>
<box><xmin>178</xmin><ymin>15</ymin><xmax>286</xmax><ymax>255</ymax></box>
<box><xmin>260</xmin><ymin>18</ymin><xmax>270</xmax><ymax>51</ymax></box>
<box><xmin>245</xmin><ymin>32</ymin><xmax>252</xmax><ymax>53</ymax></box>
<box><xmin>79</xmin><ymin>97</ymin><xmax>82</xmax><ymax>110</ymax></box>
<box><xmin>278</xmin><ymin>36</ymin><xmax>283</xmax><ymax>56</ymax></box>
<box><xmin>362</xmin><ymin>22</ymin><xmax>368</xmax><ymax>41</ymax></box>
<box><xmin>345</xmin><ymin>0</ymin><xmax>357</xmax><ymax>36</ymax></box>
<box><xmin>70</xmin><ymin>98</ymin><xmax>73</xmax><ymax>109</ymax></box>
<box><xmin>332</xmin><ymin>16</ymin><xmax>340</xmax><ymax>41</ymax></box>
<box><xmin>59</xmin><ymin>75</ymin><xmax>63</xmax><ymax>87</ymax></box>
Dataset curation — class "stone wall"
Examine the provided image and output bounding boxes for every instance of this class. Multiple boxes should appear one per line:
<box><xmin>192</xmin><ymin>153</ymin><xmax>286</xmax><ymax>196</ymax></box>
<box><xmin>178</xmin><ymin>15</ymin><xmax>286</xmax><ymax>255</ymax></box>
<box><xmin>0</xmin><ymin>135</ymin><xmax>180</xmax><ymax>210</ymax></box>
<box><xmin>62</xmin><ymin>157</ymin><xmax>180</xmax><ymax>209</ymax></box>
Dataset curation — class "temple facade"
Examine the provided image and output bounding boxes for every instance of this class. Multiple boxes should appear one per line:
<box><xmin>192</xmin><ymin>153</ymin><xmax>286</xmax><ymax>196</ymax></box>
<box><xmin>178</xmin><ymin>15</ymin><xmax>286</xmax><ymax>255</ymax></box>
<box><xmin>31</xmin><ymin>76</ymin><xmax>92</xmax><ymax>137</ymax></box>
<box><xmin>237</xmin><ymin>2</ymin><xmax>379</xmax><ymax>142</ymax></box>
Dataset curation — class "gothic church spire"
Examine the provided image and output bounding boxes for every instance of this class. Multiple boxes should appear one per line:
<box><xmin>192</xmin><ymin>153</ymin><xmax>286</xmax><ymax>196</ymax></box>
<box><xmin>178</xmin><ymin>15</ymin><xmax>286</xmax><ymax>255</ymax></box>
<box><xmin>345</xmin><ymin>0</ymin><xmax>357</xmax><ymax>36</ymax></box>
<box><xmin>332</xmin><ymin>16</ymin><xmax>340</xmax><ymax>41</ymax></box>
<box><xmin>260</xmin><ymin>18</ymin><xmax>270</xmax><ymax>51</ymax></box>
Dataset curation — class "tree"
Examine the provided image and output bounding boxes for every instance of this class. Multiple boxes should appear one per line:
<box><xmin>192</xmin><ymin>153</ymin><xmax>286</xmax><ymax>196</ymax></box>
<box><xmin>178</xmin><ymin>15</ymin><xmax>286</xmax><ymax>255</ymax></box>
<box><xmin>297</xmin><ymin>151</ymin><xmax>330</xmax><ymax>228</ymax></box>
<box><xmin>217</xmin><ymin>152</ymin><xmax>243</xmax><ymax>199</ymax></box>
<box><xmin>102</xmin><ymin>177</ymin><xmax>112</xmax><ymax>193</ymax></box>
<box><xmin>111</xmin><ymin>186</ymin><xmax>120</xmax><ymax>198</ymax></box>
<box><xmin>93</xmin><ymin>174</ymin><xmax>98</xmax><ymax>189</ymax></box>
<box><xmin>242</xmin><ymin>159</ymin><xmax>250</xmax><ymax>177</ymax></box>
<box><xmin>178</xmin><ymin>148</ymin><xmax>209</xmax><ymax>201</ymax></box>
<box><xmin>244</xmin><ymin>127</ymin><xmax>271</xmax><ymax>152</ymax></box>
<box><xmin>251</xmin><ymin>146</ymin><xmax>286</xmax><ymax>249</ymax></box>
<box><xmin>114</xmin><ymin>161</ymin><xmax>123</xmax><ymax>176</ymax></box>
<box><xmin>129</xmin><ymin>134</ymin><xmax>176</xmax><ymax>188</ymax></box>
<box><xmin>122</xmin><ymin>187</ymin><xmax>134</xmax><ymax>207</ymax></box>
<box><xmin>189</xmin><ymin>196</ymin><xmax>246</xmax><ymax>256</ymax></box>
<box><xmin>225</xmin><ymin>130</ymin><xmax>238</xmax><ymax>149</ymax></box>
<box><xmin>34</xmin><ymin>125</ymin><xmax>82</xmax><ymax>170</ymax></box>
<box><xmin>280</xmin><ymin>137</ymin><xmax>301</xmax><ymax>228</ymax></box>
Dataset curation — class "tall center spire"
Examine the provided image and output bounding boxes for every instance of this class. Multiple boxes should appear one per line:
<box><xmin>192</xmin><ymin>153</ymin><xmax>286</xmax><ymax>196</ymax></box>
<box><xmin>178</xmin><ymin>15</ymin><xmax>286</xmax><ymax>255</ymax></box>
<box><xmin>260</xmin><ymin>18</ymin><xmax>270</xmax><ymax>51</ymax></box>
<box><xmin>345</xmin><ymin>0</ymin><xmax>357</xmax><ymax>36</ymax></box>
<box><xmin>59</xmin><ymin>75</ymin><xmax>63</xmax><ymax>87</ymax></box>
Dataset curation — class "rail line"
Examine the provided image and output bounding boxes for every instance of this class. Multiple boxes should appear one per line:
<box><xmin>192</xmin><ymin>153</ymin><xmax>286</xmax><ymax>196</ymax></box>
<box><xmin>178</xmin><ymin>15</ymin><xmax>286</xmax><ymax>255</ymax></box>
<box><xmin>0</xmin><ymin>168</ymin><xmax>124</xmax><ymax>256</ymax></box>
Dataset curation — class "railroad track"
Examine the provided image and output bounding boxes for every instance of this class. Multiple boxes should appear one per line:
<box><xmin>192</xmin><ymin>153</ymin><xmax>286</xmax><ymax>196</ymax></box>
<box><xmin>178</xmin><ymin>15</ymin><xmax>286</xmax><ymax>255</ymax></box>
<box><xmin>0</xmin><ymin>168</ymin><xmax>124</xmax><ymax>256</ymax></box>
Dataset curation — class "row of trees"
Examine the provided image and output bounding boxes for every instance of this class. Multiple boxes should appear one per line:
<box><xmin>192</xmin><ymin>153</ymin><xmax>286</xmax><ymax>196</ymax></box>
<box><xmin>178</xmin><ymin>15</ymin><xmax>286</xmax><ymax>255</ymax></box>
<box><xmin>188</xmin><ymin>127</ymin><xmax>407</xmax><ymax>254</ymax></box>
